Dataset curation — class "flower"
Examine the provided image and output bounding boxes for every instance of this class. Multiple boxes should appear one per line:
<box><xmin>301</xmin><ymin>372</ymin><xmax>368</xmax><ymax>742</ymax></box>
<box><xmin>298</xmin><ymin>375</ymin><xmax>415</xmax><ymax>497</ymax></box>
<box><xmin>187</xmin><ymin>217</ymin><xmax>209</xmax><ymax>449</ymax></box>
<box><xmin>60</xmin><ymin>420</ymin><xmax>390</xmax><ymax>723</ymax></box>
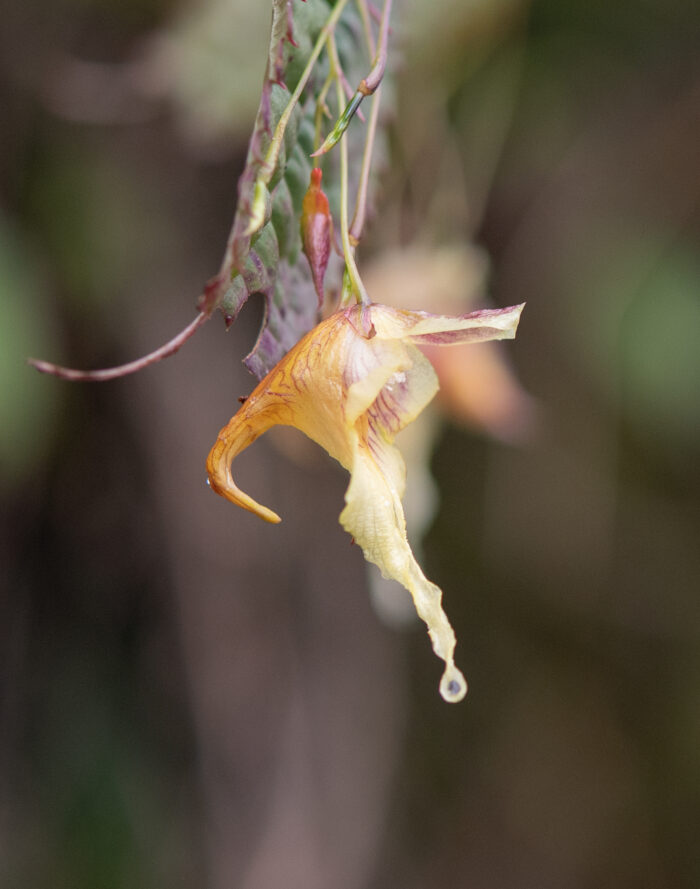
<box><xmin>364</xmin><ymin>245</ymin><xmax>536</xmax><ymax>442</ymax></box>
<box><xmin>206</xmin><ymin>302</ymin><xmax>524</xmax><ymax>701</ymax></box>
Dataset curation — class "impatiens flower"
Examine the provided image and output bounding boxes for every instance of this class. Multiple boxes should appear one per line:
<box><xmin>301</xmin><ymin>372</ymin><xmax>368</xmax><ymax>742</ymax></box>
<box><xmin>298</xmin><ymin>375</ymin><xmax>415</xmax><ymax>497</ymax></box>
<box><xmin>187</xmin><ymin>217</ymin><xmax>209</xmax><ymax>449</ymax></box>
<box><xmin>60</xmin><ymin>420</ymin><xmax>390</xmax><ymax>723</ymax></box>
<box><xmin>365</xmin><ymin>245</ymin><xmax>536</xmax><ymax>442</ymax></box>
<box><xmin>206</xmin><ymin>302</ymin><xmax>524</xmax><ymax>702</ymax></box>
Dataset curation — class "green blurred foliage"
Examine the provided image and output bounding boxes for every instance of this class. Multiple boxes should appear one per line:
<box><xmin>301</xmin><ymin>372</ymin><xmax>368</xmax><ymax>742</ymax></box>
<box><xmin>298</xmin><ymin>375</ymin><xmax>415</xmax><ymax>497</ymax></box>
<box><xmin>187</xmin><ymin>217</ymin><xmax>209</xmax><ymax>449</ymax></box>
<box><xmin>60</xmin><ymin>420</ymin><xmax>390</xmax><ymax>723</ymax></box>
<box><xmin>618</xmin><ymin>243</ymin><xmax>700</xmax><ymax>455</ymax></box>
<box><xmin>27</xmin><ymin>142</ymin><xmax>161</xmax><ymax>307</ymax></box>
<box><xmin>0</xmin><ymin>219</ymin><xmax>57</xmax><ymax>481</ymax></box>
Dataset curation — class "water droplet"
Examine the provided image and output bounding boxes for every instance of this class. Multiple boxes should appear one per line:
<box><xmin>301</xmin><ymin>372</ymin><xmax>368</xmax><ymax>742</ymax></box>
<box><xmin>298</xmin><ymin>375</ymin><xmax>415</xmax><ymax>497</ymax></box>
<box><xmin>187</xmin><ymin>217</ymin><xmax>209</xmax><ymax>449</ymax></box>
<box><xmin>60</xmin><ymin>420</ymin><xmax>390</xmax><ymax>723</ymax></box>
<box><xmin>440</xmin><ymin>666</ymin><xmax>467</xmax><ymax>703</ymax></box>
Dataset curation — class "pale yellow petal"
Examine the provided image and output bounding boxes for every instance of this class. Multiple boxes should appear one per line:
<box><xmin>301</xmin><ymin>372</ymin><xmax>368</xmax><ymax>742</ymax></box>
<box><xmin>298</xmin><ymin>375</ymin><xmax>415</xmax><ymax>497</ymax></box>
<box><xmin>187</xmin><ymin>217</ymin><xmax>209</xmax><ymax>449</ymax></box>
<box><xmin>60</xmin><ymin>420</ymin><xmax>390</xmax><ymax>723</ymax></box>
<box><xmin>365</xmin><ymin>345</ymin><xmax>439</xmax><ymax>441</ymax></box>
<box><xmin>369</xmin><ymin>302</ymin><xmax>524</xmax><ymax>345</ymax></box>
<box><xmin>344</xmin><ymin>337</ymin><xmax>411</xmax><ymax>426</ymax></box>
<box><xmin>340</xmin><ymin>440</ymin><xmax>467</xmax><ymax>702</ymax></box>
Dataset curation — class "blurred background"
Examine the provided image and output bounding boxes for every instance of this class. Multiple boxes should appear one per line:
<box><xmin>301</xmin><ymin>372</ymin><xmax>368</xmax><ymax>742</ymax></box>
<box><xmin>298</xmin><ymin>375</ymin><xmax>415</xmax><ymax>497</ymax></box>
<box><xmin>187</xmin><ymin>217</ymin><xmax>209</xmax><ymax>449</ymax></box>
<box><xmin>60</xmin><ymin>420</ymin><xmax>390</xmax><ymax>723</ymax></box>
<box><xmin>1</xmin><ymin>0</ymin><xmax>699</xmax><ymax>887</ymax></box>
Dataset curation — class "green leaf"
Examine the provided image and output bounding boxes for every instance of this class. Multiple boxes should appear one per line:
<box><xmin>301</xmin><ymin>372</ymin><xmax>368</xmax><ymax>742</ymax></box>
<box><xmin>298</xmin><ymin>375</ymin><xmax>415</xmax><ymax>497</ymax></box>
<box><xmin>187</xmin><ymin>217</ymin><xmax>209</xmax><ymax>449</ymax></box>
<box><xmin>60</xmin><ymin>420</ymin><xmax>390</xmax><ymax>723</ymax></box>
<box><xmin>201</xmin><ymin>0</ymin><xmax>383</xmax><ymax>379</ymax></box>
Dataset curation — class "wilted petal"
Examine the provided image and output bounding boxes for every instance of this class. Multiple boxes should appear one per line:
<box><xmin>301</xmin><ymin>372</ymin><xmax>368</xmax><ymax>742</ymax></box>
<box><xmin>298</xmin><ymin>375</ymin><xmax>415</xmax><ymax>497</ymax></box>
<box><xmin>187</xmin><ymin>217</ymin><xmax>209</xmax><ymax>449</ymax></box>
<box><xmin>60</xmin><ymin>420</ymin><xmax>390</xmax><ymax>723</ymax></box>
<box><xmin>343</xmin><ymin>336</ymin><xmax>412</xmax><ymax>428</ymax></box>
<box><xmin>370</xmin><ymin>303</ymin><xmax>524</xmax><ymax>345</ymax></box>
<box><xmin>206</xmin><ymin>301</ymin><xmax>524</xmax><ymax>702</ymax></box>
<box><xmin>341</xmin><ymin>413</ymin><xmax>467</xmax><ymax>703</ymax></box>
<box><xmin>364</xmin><ymin>247</ymin><xmax>533</xmax><ymax>441</ymax></box>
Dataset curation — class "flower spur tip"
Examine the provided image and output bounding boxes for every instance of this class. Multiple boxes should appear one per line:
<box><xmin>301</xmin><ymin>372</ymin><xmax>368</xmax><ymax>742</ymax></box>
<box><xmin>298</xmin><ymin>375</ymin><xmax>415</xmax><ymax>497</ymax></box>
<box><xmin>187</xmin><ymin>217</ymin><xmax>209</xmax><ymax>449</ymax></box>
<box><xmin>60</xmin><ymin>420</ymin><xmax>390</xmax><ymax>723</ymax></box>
<box><xmin>206</xmin><ymin>438</ymin><xmax>281</xmax><ymax>524</ymax></box>
<box><xmin>206</xmin><ymin>468</ymin><xmax>282</xmax><ymax>524</ymax></box>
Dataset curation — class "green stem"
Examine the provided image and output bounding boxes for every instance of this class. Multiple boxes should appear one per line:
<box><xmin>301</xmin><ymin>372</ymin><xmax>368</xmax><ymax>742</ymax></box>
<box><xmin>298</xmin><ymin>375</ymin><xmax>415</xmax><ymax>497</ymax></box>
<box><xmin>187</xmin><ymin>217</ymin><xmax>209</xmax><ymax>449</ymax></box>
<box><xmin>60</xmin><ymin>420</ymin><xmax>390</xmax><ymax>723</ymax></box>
<box><xmin>314</xmin><ymin>70</ymin><xmax>335</xmax><ymax>156</ymax></box>
<box><xmin>329</xmin><ymin>36</ymin><xmax>370</xmax><ymax>306</ymax></box>
<box><xmin>362</xmin><ymin>0</ymin><xmax>392</xmax><ymax>94</ymax></box>
<box><xmin>259</xmin><ymin>0</ymin><xmax>352</xmax><ymax>182</ymax></box>
<box><xmin>311</xmin><ymin>0</ymin><xmax>391</xmax><ymax>157</ymax></box>
<box><xmin>350</xmin><ymin>84</ymin><xmax>382</xmax><ymax>242</ymax></box>
<box><xmin>355</xmin><ymin>0</ymin><xmax>376</xmax><ymax>57</ymax></box>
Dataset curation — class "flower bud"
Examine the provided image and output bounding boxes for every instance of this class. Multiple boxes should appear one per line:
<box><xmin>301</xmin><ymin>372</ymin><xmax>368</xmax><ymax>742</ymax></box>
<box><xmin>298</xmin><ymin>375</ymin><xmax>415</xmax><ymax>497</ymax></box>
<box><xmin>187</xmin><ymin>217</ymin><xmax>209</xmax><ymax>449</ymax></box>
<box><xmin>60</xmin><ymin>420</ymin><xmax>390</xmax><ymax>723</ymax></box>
<box><xmin>300</xmin><ymin>167</ymin><xmax>332</xmax><ymax>304</ymax></box>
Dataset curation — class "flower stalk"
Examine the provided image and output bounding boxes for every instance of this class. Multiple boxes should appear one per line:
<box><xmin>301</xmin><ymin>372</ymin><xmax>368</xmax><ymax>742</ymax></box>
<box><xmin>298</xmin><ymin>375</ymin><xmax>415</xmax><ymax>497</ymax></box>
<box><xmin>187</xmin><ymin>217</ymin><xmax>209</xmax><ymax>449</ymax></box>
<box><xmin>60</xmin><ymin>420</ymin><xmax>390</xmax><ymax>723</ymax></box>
<box><xmin>313</xmin><ymin>0</ymin><xmax>392</xmax><ymax>156</ymax></box>
<box><xmin>258</xmin><ymin>0</ymin><xmax>353</xmax><ymax>183</ymax></box>
<box><xmin>328</xmin><ymin>35</ymin><xmax>371</xmax><ymax>306</ymax></box>
<box><xmin>27</xmin><ymin>311</ymin><xmax>209</xmax><ymax>382</ymax></box>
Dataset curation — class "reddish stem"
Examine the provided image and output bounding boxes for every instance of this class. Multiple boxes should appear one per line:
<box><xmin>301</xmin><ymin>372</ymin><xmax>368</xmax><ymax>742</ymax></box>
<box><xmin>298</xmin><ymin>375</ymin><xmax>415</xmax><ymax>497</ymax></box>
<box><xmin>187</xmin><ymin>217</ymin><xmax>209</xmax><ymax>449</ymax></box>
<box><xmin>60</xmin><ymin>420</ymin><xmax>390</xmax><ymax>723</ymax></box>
<box><xmin>28</xmin><ymin>311</ymin><xmax>209</xmax><ymax>382</ymax></box>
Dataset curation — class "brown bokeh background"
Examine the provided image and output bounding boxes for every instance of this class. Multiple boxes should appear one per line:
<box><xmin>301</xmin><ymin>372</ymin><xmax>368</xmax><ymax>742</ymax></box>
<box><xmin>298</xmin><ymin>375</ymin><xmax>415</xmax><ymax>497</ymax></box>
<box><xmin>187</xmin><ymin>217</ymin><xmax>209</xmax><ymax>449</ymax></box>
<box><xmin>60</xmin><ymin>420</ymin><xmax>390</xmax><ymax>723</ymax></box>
<box><xmin>1</xmin><ymin>1</ymin><xmax>699</xmax><ymax>887</ymax></box>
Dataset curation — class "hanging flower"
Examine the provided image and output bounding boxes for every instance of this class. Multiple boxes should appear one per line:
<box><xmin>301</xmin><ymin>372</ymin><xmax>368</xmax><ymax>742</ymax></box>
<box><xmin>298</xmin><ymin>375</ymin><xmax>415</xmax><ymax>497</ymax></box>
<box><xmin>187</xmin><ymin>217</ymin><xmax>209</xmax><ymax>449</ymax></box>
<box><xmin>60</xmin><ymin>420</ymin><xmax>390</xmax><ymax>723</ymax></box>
<box><xmin>206</xmin><ymin>302</ymin><xmax>524</xmax><ymax>701</ymax></box>
<box><xmin>364</xmin><ymin>245</ymin><xmax>536</xmax><ymax>442</ymax></box>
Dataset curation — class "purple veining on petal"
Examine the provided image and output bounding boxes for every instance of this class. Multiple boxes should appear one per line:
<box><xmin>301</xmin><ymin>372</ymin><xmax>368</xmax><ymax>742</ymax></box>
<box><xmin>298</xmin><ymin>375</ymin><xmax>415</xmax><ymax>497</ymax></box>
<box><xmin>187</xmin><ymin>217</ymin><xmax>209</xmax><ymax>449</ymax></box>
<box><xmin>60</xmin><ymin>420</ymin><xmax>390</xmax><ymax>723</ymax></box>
<box><xmin>371</xmin><ymin>384</ymin><xmax>404</xmax><ymax>437</ymax></box>
<box><xmin>344</xmin><ymin>304</ymin><xmax>375</xmax><ymax>340</ymax></box>
<box><xmin>360</xmin><ymin>304</ymin><xmax>376</xmax><ymax>338</ymax></box>
<box><xmin>455</xmin><ymin>307</ymin><xmax>520</xmax><ymax>321</ymax></box>
<box><xmin>409</xmin><ymin>326</ymin><xmax>510</xmax><ymax>345</ymax></box>
<box><xmin>341</xmin><ymin>320</ymin><xmax>380</xmax><ymax>390</ymax></box>
<box><xmin>365</xmin><ymin>430</ymin><xmax>386</xmax><ymax>468</ymax></box>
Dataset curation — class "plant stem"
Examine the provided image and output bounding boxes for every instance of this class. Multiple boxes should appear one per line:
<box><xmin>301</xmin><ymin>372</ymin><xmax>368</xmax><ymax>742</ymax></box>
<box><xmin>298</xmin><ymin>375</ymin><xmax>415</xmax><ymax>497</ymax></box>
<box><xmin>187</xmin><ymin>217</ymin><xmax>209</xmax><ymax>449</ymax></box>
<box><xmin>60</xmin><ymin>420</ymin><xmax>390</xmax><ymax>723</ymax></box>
<box><xmin>361</xmin><ymin>0</ymin><xmax>392</xmax><ymax>95</ymax></box>
<box><xmin>355</xmin><ymin>0</ymin><xmax>376</xmax><ymax>57</ymax></box>
<box><xmin>260</xmin><ymin>0</ymin><xmax>352</xmax><ymax>182</ymax></box>
<box><xmin>28</xmin><ymin>311</ymin><xmax>209</xmax><ymax>382</ymax></box>
<box><xmin>314</xmin><ymin>69</ymin><xmax>335</xmax><ymax>155</ymax></box>
<box><xmin>311</xmin><ymin>0</ymin><xmax>391</xmax><ymax>156</ymax></box>
<box><xmin>349</xmin><ymin>84</ymin><xmax>381</xmax><ymax>242</ymax></box>
<box><xmin>329</xmin><ymin>36</ymin><xmax>370</xmax><ymax>306</ymax></box>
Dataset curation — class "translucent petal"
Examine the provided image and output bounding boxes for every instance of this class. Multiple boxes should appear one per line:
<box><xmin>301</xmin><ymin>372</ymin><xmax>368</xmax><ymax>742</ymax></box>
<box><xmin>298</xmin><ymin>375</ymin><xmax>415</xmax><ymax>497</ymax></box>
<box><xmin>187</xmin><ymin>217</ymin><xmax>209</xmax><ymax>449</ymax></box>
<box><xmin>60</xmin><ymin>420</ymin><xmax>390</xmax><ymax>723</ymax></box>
<box><xmin>369</xmin><ymin>303</ymin><xmax>524</xmax><ymax>345</ymax></box>
<box><xmin>366</xmin><ymin>345</ymin><xmax>439</xmax><ymax>441</ymax></box>
<box><xmin>339</xmin><ymin>440</ymin><xmax>467</xmax><ymax>702</ymax></box>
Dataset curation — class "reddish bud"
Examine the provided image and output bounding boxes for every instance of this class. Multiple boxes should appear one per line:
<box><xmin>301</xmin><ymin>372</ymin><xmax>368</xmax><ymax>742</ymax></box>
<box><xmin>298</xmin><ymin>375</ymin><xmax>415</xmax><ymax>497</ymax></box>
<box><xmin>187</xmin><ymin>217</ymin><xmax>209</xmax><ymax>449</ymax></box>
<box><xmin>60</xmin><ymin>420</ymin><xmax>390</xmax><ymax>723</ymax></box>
<box><xmin>301</xmin><ymin>167</ymin><xmax>332</xmax><ymax>305</ymax></box>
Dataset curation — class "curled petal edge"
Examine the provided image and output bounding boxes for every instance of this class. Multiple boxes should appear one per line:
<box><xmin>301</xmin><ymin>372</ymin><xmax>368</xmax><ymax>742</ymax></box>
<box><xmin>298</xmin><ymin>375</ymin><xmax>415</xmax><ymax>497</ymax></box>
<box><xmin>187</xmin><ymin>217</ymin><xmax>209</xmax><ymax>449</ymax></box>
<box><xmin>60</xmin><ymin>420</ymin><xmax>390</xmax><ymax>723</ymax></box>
<box><xmin>207</xmin><ymin>414</ymin><xmax>282</xmax><ymax>524</ymax></box>
<box><xmin>371</xmin><ymin>303</ymin><xmax>525</xmax><ymax>344</ymax></box>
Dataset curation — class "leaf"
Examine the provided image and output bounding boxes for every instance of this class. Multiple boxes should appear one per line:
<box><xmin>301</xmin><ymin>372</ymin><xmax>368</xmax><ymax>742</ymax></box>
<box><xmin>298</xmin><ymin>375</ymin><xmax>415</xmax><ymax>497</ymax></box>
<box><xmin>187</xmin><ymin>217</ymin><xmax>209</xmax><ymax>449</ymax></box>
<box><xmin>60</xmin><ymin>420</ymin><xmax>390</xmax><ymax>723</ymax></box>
<box><xmin>200</xmin><ymin>0</ymin><xmax>382</xmax><ymax>379</ymax></box>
